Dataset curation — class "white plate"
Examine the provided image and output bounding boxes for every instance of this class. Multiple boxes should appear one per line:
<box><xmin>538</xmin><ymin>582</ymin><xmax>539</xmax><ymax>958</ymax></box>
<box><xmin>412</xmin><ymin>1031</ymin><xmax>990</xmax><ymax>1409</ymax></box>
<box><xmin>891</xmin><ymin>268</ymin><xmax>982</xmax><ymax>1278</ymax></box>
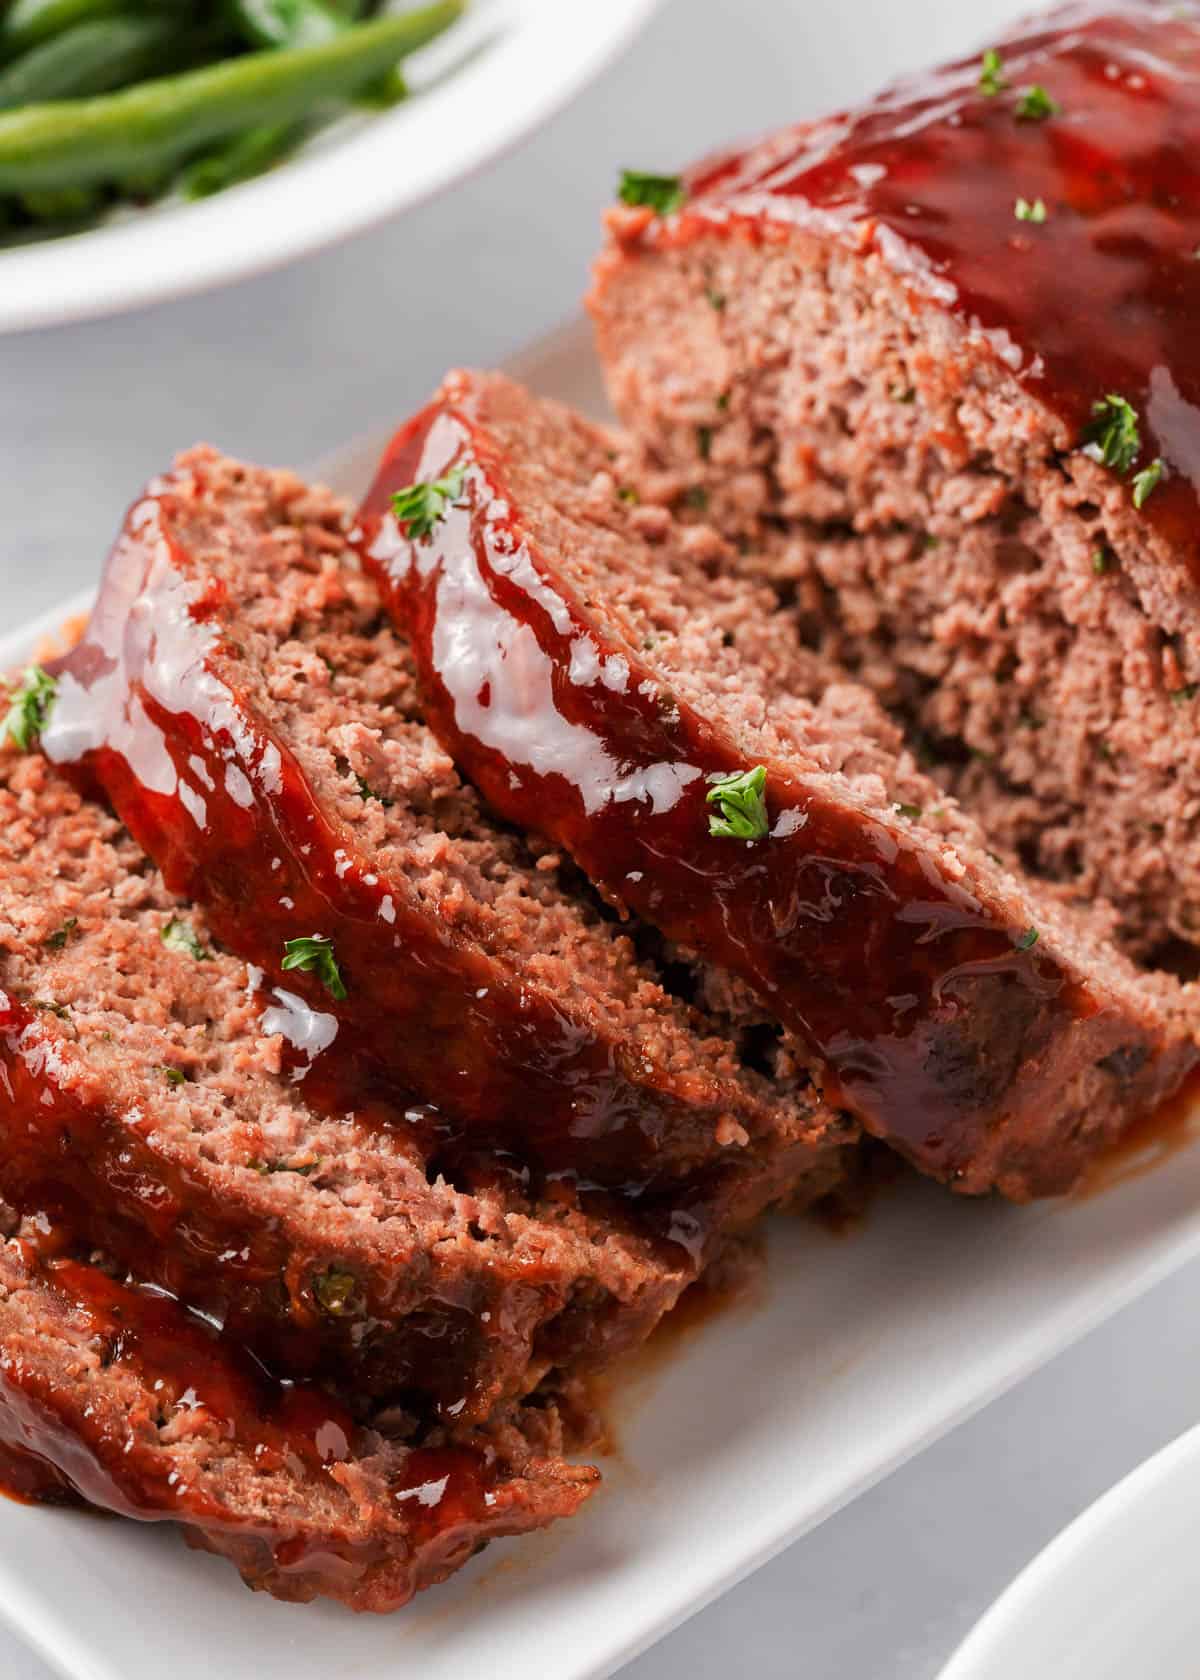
<box><xmin>0</xmin><ymin>0</ymin><xmax>664</xmax><ymax>335</ymax></box>
<box><xmin>3</xmin><ymin>314</ymin><xmax>1200</xmax><ymax>1680</ymax></box>
<box><xmin>939</xmin><ymin>1421</ymin><xmax>1200</xmax><ymax>1679</ymax></box>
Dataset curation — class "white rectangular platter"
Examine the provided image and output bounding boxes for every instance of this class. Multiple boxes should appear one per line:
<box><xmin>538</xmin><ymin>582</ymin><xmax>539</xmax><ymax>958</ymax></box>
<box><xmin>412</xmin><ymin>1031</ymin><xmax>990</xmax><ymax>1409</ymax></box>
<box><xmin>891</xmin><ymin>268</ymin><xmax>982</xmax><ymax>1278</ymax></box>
<box><xmin>3</xmin><ymin>318</ymin><xmax>1200</xmax><ymax>1680</ymax></box>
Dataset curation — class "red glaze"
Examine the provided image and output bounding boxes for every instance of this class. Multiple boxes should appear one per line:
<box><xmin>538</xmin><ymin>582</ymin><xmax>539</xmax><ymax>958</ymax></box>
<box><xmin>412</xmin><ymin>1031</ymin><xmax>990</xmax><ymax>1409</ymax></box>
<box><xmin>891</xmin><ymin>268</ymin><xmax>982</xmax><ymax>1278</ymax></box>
<box><xmin>354</xmin><ymin>385</ymin><xmax>1190</xmax><ymax>1194</ymax></box>
<box><xmin>0</xmin><ymin>986</ymin><xmax>567</xmax><ymax>1421</ymax></box>
<box><xmin>44</xmin><ymin>470</ymin><xmax>813</xmax><ymax>1194</ymax></box>
<box><xmin>0</xmin><ymin>1236</ymin><xmax>549</xmax><ymax>1606</ymax></box>
<box><xmin>643</xmin><ymin>0</ymin><xmax>1200</xmax><ymax>577</ymax></box>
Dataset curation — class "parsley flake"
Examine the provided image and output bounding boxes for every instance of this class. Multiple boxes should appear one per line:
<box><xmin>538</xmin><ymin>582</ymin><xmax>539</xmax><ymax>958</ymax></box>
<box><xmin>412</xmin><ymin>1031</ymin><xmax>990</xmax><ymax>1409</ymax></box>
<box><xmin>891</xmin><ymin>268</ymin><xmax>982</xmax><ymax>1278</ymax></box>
<box><xmin>979</xmin><ymin>47</ymin><xmax>1008</xmax><ymax>95</ymax></box>
<box><xmin>354</xmin><ymin>773</ymin><xmax>393</xmax><ymax>808</ymax></box>
<box><xmin>313</xmin><ymin>1266</ymin><xmax>357</xmax><ymax>1316</ymax></box>
<box><xmin>705</xmin><ymin>286</ymin><xmax>726</xmax><ymax>311</ymax></box>
<box><xmin>1082</xmin><ymin>395</ymin><xmax>1141</xmax><ymax>474</ymax></box>
<box><xmin>44</xmin><ymin>917</ymin><xmax>78</xmax><ymax>951</ymax></box>
<box><xmin>390</xmin><ymin>467</ymin><xmax>465</xmax><ymax>542</ymax></box>
<box><xmin>1015</xmin><ymin>926</ymin><xmax>1040</xmax><ymax>951</ymax></box>
<box><xmin>1014</xmin><ymin>196</ymin><xmax>1047</xmax><ymax>223</ymax></box>
<box><xmin>893</xmin><ymin>802</ymin><xmax>923</xmax><ymax>820</ymax></box>
<box><xmin>282</xmin><ymin>935</ymin><xmax>347</xmax><ymax>1001</ymax></box>
<box><xmin>618</xmin><ymin>169</ymin><xmax>686</xmax><ymax>215</ymax></box>
<box><xmin>2</xmin><ymin>665</ymin><xmax>57</xmax><ymax>752</ymax></box>
<box><xmin>161</xmin><ymin>916</ymin><xmax>209</xmax><ymax>961</ymax></box>
<box><xmin>1132</xmin><ymin>458</ymin><xmax>1165</xmax><ymax>508</ymax></box>
<box><xmin>1015</xmin><ymin>84</ymin><xmax>1060</xmax><ymax>121</ymax></box>
<box><xmin>159</xmin><ymin>1066</ymin><xmax>186</xmax><ymax>1087</ymax></box>
<box><xmin>1171</xmin><ymin>684</ymin><xmax>1198</xmax><ymax>704</ymax></box>
<box><xmin>1092</xmin><ymin>547</ymin><xmax>1114</xmax><ymax>574</ymax></box>
<box><xmin>706</xmin><ymin>766</ymin><xmax>770</xmax><ymax>841</ymax></box>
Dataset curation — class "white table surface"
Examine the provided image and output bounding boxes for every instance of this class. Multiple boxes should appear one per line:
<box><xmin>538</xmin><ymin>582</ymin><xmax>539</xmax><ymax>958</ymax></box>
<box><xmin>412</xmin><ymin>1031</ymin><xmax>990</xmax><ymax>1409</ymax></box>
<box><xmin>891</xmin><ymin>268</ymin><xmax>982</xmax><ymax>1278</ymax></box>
<box><xmin>3</xmin><ymin>0</ymin><xmax>1197</xmax><ymax>1674</ymax></box>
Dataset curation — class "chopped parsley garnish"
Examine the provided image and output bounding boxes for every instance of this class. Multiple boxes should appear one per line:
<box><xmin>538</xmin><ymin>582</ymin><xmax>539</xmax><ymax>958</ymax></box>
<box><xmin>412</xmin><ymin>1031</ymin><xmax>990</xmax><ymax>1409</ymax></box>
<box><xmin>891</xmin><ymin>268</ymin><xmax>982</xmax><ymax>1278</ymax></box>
<box><xmin>1171</xmin><ymin>684</ymin><xmax>1198</xmax><ymax>704</ymax></box>
<box><xmin>1015</xmin><ymin>84</ymin><xmax>1060</xmax><ymax>121</ymax></box>
<box><xmin>354</xmin><ymin>773</ymin><xmax>393</xmax><ymax>808</ymax></box>
<box><xmin>715</xmin><ymin>390</ymin><xmax>730</xmax><ymax>412</ymax></box>
<box><xmin>1132</xmin><ymin>458</ymin><xmax>1165</xmax><ymax>508</ymax></box>
<box><xmin>892</xmin><ymin>383</ymin><xmax>916</xmax><ymax>403</ymax></box>
<box><xmin>705</xmin><ymin>286</ymin><xmax>726</xmax><ymax>311</ymax></box>
<box><xmin>281</xmin><ymin>935</ymin><xmax>347</xmax><ymax>1001</ymax></box>
<box><xmin>161</xmin><ymin>916</ymin><xmax>209</xmax><ymax>961</ymax></box>
<box><xmin>697</xmin><ymin>425</ymin><xmax>713</xmax><ymax>460</ymax></box>
<box><xmin>1092</xmin><ymin>547</ymin><xmax>1114</xmax><ymax>574</ymax></box>
<box><xmin>390</xmin><ymin>466</ymin><xmax>465</xmax><ymax>542</ymax></box>
<box><xmin>44</xmin><ymin>917</ymin><xmax>78</xmax><ymax>951</ymax></box>
<box><xmin>978</xmin><ymin>47</ymin><xmax>1008</xmax><ymax>95</ymax></box>
<box><xmin>893</xmin><ymin>802</ymin><xmax>922</xmax><ymax>820</ymax></box>
<box><xmin>159</xmin><ymin>1066</ymin><xmax>186</xmax><ymax>1087</ymax></box>
<box><xmin>31</xmin><ymin>999</ymin><xmax>70</xmax><ymax>1019</ymax></box>
<box><xmin>706</xmin><ymin>766</ymin><xmax>770</xmax><ymax>841</ymax></box>
<box><xmin>2</xmin><ymin>664</ymin><xmax>57</xmax><ymax>752</ymax></box>
<box><xmin>616</xmin><ymin>485</ymin><xmax>640</xmax><ymax>505</ymax></box>
<box><xmin>313</xmin><ymin>1266</ymin><xmax>357</xmax><ymax>1316</ymax></box>
<box><xmin>1082</xmin><ymin>395</ymin><xmax>1141</xmax><ymax>474</ymax></box>
<box><xmin>1014</xmin><ymin>196</ymin><xmax>1047</xmax><ymax>223</ymax></box>
<box><xmin>1015</xmin><ymin>926</ymin><xmax>1040</xmax><ymax>951</ymax></box>
<box><xmin>618</xmin><ymin>169</ymin><xmax>686</xmax><ymax>215</ymax></box>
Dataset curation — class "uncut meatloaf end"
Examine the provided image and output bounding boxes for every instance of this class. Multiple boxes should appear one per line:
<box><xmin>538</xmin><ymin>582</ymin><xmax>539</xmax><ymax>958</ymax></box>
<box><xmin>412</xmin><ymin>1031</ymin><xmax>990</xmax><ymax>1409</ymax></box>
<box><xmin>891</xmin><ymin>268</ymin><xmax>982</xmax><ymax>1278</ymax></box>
<box><xmin>590</xmin><ymin>1</ymin><xmax>1200</xmax><ymax>962</ymax></box>
<box><xmin>0</xmin><ymin>1211</ymin><xmax>595</xmax><ymax>1612</ymax></box>
<box><xmin>354</xmin><ymin>368</ymin><xmax>1200</xmax><ymax>1201</ymax></box>
<box><xmin>41</xmin><ymin>448</ymin><xmax>853</xmax><ymax>1206</ymax></box>
<box><xmin>0</xmin><ymin>748</ymin><xmax>717</xmax><ymax>1425</ymax></box>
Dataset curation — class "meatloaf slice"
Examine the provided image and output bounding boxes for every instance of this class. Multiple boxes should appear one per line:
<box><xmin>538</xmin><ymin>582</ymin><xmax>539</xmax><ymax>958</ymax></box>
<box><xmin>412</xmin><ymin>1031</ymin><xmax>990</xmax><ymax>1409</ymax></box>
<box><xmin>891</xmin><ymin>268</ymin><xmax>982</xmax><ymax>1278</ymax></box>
<box><xmin>355</xmin><ymin>369</ymin><xmax>1200</xmax><ymax>1200</ymax></box>
<box><xmin>0</xmin><ymin>748</ymin><xmax>722</xmax><ymax>1424</ymax></box>
<box><xmin>41</xmin><ymin>449</ymin><xmax>849</xmax><ymax>1200</ymax></box>
<box><xmin>0</xmin><ymin>1210</ymin><xmax>595</xmax><ymax>1612</ymax></box>
<box><xmin>590</xmin><ymin>2</ymin><xmax>1200</xmax><ymax>961</ymax></box>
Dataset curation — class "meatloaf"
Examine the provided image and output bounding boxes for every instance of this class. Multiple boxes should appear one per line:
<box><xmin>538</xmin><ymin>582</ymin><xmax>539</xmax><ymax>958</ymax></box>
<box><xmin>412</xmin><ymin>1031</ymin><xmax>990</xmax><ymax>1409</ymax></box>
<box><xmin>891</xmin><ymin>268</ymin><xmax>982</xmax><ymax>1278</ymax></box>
<box><xmin>355</xmin><ymin>368</ymin><xmax>1200</xmax><ymax>1200</ymax></box>
<box><xmin>590</xmin><ymin>0</ymin><xmax>1200</xmax><ymax>963</ymax></box>
<box><xmin>1</xmin><ymin>745</ymin><xmax>838</xmax><ymax>1425</ymax></box>
<box><xmin>41</xmin><ymin>448</ymin><xmax>851</xmax><ymax>1200</ymax></box>
<box><xmin>0</xmin><ymin>1203</ymin><xmax>595</xmax><ymax>1611</ymax></box>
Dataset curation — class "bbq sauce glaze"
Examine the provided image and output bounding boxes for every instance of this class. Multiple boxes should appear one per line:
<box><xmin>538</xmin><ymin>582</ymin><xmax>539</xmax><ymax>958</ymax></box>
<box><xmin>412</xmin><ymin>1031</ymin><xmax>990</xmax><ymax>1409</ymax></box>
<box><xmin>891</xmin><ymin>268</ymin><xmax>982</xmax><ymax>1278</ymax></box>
<box><xmin>0</xmin><ymin>978</ymin><xmax>748</xmax><ymax>1427</ymax></box>
<box><xmin>355</xmin><ymin>386</ymin><xmax>1190</xmax><ymax>1196</ymax></box>
<box><xmin>653</xmin><ymin>1</ymin><xmax>1200</xmax><ymax>578</ymax></box>
<box><xmin>0</xmin><ymin>1223</ymin><xmax>515</xmax><ymax>1593</ymax></box>
<box><xmin>40</xmin><ymin>467</ymin><xmax>812</xmax><ymax>1196</ymax></box>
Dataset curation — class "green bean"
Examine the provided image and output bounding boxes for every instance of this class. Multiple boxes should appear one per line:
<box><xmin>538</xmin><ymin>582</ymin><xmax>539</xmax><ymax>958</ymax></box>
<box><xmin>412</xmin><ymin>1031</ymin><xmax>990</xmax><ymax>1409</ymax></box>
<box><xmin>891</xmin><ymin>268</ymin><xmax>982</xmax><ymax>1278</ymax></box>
<box><xmin>179</xmin><ymin>118</ymin><xmax>301</xmax><ymax>197</ymax></box>
<box><xmin>0</xmin><ymin>3</ymin><xmax>463</xmax><ymax>192</ymax></box>
<box><xmin>0</xmin><ymin>0</ymin><xmax>181</xmax><ymax>63</ymax></box>
<box><xmin>226</xmin><ymin>0</ymin><xmax>345</xmax><ymax>51</ymax></box>
<box><xmin>19</xmin><ymin>178</ymin><xmax>98</xmax><ymax>216</ymax></box>
<box><xmin>0</xmin><ymin>16</ymin><xmax>179</xmax><ymax>108</ymax></box>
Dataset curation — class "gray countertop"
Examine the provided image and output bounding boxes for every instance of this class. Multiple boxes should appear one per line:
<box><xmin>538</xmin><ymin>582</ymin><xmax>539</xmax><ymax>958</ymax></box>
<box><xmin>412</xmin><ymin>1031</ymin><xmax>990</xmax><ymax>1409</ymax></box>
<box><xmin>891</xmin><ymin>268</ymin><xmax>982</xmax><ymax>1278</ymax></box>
<box><xmin>3</xmin><ymin>1</ymin><xmax>1195</xmax><ymax>1673</ymax></box>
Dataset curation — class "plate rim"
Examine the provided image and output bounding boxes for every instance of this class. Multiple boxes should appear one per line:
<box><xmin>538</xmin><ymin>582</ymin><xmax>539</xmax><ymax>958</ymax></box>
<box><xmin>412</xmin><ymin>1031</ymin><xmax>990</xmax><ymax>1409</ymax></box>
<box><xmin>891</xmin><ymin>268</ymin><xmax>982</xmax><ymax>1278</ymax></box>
<box><xmin>0</xmin><ymin>0</ymin><xmax>666</xmax><ymax>335</ymax></box>
<box><xmin>936</xmin><ymin>1421</ymin><xmax>1200</xmax><ymax>1679</ymax></box>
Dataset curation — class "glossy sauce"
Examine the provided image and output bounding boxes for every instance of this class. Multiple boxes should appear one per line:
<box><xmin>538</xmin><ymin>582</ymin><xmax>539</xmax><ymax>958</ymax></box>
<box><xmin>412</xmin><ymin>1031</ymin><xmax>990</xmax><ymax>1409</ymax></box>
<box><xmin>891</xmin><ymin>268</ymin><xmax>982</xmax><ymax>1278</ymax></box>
<box><xmin>0</xmin><ymin>1229</ymin><xmax>517</xmax><ymax>1585</ymax></box>
<box><xmin>663</xmin><ymin>1</ymin><xmax>1200</xmax><ymax>578</ymax></box>
<box><xmin>0</xmin><ymin>984</ymin><xmax>527</xmax><ymax>1422</ymax></box>
<box><xmin>42</xmin><ymin>467</ymin><xmax>804</xmax><ymax>1195</ymax></box>
<box><xmin>356</xmin><ymin>388</ymin><xmax>1190</xmax><ymax>1194</ymax></box>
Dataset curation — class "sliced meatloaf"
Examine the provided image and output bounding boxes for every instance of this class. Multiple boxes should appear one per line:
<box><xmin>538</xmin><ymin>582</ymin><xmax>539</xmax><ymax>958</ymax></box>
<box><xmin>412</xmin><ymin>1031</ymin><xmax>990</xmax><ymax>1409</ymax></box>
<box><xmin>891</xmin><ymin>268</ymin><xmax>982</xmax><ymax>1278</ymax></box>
<box><xmin>0</xmin><ymin>748</ymin><xmax>742</xmax><ymax>1424</ymax></box>
<box><xmin>355</xmin><ymin>368</ymin><xmax>1200</xmax><ymax>1200</ymax></box>
<box><xmin>590</xmin><ymin>1</ymin><xmax>1200</xmax><ymax>962</ymax></box>
<box><xmin>41</xmin><ymin>448</ymin><xmax>851</xmax><ymax>1201</ymax></box>
<box><xmin>0</xmin><ymin>1207</ymin><xmax>595</xmax><ymax>1611</ymax></box>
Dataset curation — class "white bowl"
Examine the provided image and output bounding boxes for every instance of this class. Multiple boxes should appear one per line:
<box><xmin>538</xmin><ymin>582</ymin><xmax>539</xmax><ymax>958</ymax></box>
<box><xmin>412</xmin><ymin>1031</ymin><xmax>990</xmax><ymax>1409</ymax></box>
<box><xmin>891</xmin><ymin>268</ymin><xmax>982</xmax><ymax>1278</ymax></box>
<box><xmin>0</xmin><ymin>0</ymin><xmax>664</xmax><ymax>334</ymax></box>
<box><xmin>940</xmin><ymin>1422</ymin><xmax>1200</xmax><ymax>1679</ymax></box>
